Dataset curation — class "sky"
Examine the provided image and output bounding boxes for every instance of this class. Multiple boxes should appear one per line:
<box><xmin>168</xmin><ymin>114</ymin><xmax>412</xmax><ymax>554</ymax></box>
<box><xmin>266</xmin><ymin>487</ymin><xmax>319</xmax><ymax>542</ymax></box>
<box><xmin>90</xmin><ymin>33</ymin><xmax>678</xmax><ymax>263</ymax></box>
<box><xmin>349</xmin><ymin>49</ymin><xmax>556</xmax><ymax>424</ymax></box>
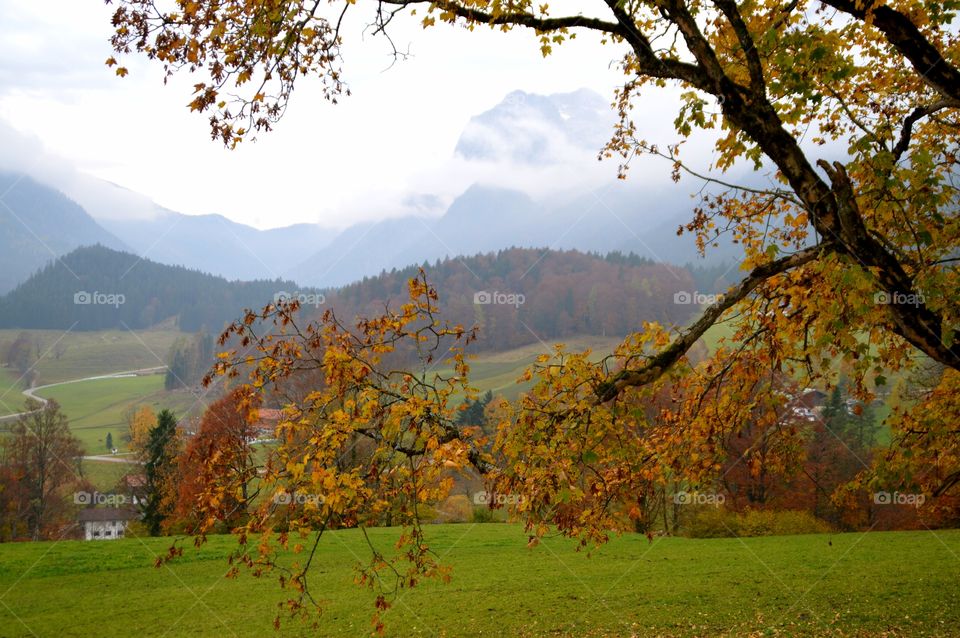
<box><xmin>0</xmin><ymin>0</ymin><xmax>699</xmax><ymax>230</ymax></box>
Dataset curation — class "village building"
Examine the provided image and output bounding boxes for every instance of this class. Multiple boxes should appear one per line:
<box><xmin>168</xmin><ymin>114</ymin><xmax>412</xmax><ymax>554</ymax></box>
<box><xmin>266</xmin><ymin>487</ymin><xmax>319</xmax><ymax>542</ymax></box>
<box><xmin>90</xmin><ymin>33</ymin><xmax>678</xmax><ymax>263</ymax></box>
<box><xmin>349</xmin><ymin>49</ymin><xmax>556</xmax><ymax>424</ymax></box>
<box><xmin>78</xmin><ymin>508</ymin><xmax>138</xmax><ymax>541</ymax></box>
<box><xmin>252</xmin><ymin>407</ymin><xmax>282</xmax><ymax>441</ymax></box>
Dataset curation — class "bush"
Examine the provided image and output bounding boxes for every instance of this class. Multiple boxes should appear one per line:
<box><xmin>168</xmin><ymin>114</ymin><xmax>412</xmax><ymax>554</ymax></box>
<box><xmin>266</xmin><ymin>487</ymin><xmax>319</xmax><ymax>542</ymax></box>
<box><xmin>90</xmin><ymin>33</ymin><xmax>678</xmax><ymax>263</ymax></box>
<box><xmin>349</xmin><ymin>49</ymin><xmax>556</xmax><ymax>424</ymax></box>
<box><xmin>682</xmin><ymin>506</ymin><xmax>733</xmax><ymax>538</ymax></box>
<box><xmin>433</xmin><ymin>495</ymin><xmax>473</xmax><ymax>523</ymax></box>
<box><xmin>472</xmin><ymin>506</ymin><xmax>497</xmax><ymax>523</ymax></box>
<box><xmin>683</xmin><ymin>508</ymin><xmax>833</xmax><ymax>538</ymax></box>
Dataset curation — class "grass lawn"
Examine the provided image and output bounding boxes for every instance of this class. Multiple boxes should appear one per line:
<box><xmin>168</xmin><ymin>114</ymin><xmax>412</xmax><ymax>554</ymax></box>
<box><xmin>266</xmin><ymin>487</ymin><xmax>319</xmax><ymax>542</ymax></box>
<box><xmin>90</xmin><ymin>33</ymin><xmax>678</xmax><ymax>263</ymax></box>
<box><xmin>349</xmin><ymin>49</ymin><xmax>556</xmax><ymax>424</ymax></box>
<box><xmin>79</xmin><ymin>458</ymin><xmax>139</xmax><ymax>491</ymax></box>
<box><xmin>0</xmin><ymin>525</ymin><xmax>957</xmax><ymax>637</ymax></box>
<box><xmin>0</xmin><ymin>366</ymin><xmax>23</xmax><ymax>415</ymax></box>
<box><xmin>0</xmin><ymin>329</ymin><xmax>183</xmax><ymax>417</ymax></box>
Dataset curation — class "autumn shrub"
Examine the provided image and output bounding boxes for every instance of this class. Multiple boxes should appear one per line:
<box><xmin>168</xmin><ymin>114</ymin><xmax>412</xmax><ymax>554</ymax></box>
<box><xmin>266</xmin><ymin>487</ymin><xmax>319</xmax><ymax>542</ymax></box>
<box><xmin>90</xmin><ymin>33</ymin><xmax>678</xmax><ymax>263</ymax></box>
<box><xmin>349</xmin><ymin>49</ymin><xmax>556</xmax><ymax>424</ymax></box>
<box><xmin>434</xmin><ymin>495</ymin><xmax>473</xmax><ymax>523</ymax></box>
<box><xmin>681</xmin><ymin>506</ymin><xmax>734</xmax><ymax>538</ymax></box>
<box><xmin>683</xmin><ymin>508</ymin><xmax>833</xmax><ymax>538</ymax></box>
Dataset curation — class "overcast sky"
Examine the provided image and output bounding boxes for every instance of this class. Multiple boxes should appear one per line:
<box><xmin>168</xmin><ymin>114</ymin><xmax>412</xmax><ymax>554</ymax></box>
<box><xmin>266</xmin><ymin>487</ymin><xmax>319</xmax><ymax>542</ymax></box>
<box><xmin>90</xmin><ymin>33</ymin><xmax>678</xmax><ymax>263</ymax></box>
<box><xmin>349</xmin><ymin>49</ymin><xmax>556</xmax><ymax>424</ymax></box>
<box><xmin>0</xmin><ymin>0</ymin><xmax>700</xmax><ymax>230</ymax></box>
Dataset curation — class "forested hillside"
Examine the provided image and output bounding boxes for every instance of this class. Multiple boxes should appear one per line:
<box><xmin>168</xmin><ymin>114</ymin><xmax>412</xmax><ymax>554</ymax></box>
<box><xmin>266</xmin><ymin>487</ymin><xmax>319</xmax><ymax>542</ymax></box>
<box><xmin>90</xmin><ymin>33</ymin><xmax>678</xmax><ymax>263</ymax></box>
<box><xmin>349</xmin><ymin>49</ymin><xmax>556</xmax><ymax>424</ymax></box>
<box><xmin>326</xmin><ymin>248</ymin><xmax>697</xmax><ymax>352</ymax></box>
<box><xmin>0</xmin><ymin>245</ymin><xmax>304</xmax><ymax>332</ymax></box>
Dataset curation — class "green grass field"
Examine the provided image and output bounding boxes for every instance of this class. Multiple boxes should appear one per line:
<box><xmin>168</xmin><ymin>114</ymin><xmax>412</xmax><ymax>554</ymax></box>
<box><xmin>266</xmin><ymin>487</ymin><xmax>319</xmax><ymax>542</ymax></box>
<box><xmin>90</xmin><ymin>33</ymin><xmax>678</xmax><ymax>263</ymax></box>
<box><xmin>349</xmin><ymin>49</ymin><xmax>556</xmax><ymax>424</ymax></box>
<box><xmin>32</xmin><ymin>374</ymin><xmax>167</xmax><ymax>453</ymax></box>
<box><xmin>79</xmin><ymin>458</ymin><xmax>138</xmax><ymax>491</ymax></box>
<box><xmin>0</xmin><ymin>328</ymin><xmax>181</xmax><ymax>384</ymax></box>
<box><xmin>437</xmin><ymin>336</ymin><xmax>622</xmax><ymax>402</ymax></box>
<box><xmin>0</xmin><ymin>366</ymin><xmax>23</xmax><ymax>415</ymax></box>
<box><xmin>0</xmin><ymin>328</ymin><xmax>182</xmax><ymax>418</ymax></box>
<box><xmin>0</xmin><ymin>525</ymin><xmax>957</xmax><ymax>637</ymax></box>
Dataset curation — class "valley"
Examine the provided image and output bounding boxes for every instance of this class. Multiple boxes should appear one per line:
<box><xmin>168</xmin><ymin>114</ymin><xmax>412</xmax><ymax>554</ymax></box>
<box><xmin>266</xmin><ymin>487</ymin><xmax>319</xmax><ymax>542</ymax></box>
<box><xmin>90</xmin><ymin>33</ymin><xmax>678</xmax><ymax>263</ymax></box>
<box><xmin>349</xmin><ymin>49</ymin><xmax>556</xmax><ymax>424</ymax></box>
<box><xmin>1</xmin><ymin>8</ymin><xmax>957</xmax><ymax>633</ymax></box>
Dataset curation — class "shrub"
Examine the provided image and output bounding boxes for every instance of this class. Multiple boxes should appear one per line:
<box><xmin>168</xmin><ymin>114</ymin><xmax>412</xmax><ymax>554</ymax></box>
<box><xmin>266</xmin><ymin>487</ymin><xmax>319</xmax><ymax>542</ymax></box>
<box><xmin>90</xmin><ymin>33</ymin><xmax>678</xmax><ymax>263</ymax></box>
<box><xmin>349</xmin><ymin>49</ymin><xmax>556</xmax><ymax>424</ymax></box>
<box><xmin>683</xmin><ymin>508</ymin><xmax>833</xmax><ymax>538</ymax></box>
<box><xmin>682</xmin><ymin>506</ymin><xmax>736</xmax><ymax>538</ymax></box>
<box><xmin>433</xmin><ymin>495</ymin><xmax>473</xmax><ymax>523</ymax></box>
<box><xmin>472</xmin><ymin>506</ymin><xmax>497</xmax><ymax>523</ymax></box>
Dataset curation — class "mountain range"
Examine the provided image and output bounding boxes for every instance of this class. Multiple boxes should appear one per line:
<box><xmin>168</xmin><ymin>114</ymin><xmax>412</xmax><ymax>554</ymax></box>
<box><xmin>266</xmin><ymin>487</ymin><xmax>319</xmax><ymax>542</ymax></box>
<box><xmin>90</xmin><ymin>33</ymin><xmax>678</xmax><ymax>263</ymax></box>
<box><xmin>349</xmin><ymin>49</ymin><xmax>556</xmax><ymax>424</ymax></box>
<box><xmin>0</xmin><ymin>88</ymin><xmax>740</xmax><ymax>294</ymax></box>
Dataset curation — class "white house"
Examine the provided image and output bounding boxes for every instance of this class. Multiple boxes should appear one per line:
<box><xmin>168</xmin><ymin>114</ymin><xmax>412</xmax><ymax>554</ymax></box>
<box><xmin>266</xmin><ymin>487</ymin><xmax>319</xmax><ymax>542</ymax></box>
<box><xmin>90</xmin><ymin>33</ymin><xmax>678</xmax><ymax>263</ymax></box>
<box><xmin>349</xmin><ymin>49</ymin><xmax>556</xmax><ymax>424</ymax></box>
<box><xmin>78</xmin><ymin>508</ymin><xmax>138</xmax><ymax>541</ymax></box>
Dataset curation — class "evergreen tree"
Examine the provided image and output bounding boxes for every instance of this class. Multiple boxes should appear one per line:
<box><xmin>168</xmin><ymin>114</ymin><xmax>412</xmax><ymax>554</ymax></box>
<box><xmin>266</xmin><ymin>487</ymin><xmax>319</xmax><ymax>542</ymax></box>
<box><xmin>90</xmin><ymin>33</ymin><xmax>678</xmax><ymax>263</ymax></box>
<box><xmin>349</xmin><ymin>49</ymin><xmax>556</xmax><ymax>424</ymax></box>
<box><xmin>821</xmin><ymin>384</ymin><xmax>851</xmax><ymax>440</ymax></box>
<box><xmin>105</xmin><ymin>432</ymin><xmax>113</xmax><ymax>451</ymax></box>
<box><xmin>456</xmin><ymin>391</ymin><xmax>493</xmax><ymax>428</ymax></box>
<box><xmin>142</xmin><ymin>409</ymin><xmax>178</xmax><ymax>536</ymax></box>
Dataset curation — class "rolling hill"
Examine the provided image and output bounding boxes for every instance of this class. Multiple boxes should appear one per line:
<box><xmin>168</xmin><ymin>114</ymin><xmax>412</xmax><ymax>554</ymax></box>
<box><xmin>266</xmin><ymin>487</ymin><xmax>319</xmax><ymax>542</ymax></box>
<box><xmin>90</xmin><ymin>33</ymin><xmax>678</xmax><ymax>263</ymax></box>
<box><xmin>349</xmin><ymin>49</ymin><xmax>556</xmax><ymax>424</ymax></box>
<box><xmin>0</xmin><ymin>245</ymin><xmax>308</xmax><ymax>332</ymax></box>
<box><xmin>323</xmin><ymin>247</ymin><xmax>698</xmax><ymax>353</ymax></box>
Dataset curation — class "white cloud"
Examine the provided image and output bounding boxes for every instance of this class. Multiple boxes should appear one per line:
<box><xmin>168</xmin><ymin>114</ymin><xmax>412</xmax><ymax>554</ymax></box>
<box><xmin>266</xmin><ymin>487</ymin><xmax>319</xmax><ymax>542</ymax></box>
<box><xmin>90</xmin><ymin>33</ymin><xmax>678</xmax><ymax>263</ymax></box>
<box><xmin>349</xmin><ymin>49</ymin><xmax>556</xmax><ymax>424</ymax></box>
<box><xmin>0</xmin><ymin>0</ymin><xmax>722</xmax><ymax>230</ymax></box>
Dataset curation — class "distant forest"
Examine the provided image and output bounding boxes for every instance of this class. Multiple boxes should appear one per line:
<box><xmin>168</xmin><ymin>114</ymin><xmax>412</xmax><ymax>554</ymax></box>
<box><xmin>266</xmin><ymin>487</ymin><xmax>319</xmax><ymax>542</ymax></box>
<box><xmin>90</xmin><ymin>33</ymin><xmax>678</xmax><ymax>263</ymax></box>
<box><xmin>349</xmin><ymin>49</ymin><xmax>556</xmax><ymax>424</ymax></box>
<box><xmin>0</xmin><ymin>245</ymin><xmax>303</xmax><ymax>332</ymax></box>
<box><xmin>0</xmin><ymin>245</ymin><xmax>713</xmax><ymax>350</ymax></box>
<box><xmin>324</xmin><ymin>248</ymin><xmax>700</xmax><ymax>352</ymax></box>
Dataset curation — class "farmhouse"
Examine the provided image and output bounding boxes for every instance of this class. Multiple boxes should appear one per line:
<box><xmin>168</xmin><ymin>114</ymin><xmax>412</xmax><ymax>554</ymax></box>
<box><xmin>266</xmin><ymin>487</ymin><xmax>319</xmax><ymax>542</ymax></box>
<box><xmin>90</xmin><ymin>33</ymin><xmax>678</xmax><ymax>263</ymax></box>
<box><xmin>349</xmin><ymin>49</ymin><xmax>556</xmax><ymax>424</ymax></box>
<box><xmin>252</xmin><ymin>408</ymin><xmax>282</xmax><ymax>441</ymax></box>
<box><xmin>78</xmin><ymin>508</ymin><xmax>137</xmax><ymax>541</ymax></box>
<box><xmin>117</xmin><ymin>473</ymin><xmax>148</xmax><ymax>506</ymax></box>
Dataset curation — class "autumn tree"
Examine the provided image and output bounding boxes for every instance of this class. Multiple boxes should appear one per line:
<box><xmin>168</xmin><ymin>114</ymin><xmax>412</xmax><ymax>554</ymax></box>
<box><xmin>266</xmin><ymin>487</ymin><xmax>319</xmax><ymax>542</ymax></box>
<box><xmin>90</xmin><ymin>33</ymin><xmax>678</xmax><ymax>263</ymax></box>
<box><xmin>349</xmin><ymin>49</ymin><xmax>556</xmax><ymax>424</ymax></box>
<box><xmin>3</xmin><ymin>331</ymin><xmax>35</xmax><ymax>377</ymax></box>
<box><xmin>170</xmin><ymin>387</ymin><xmax>260</xmax><ymax>531</ymax></box>
<box><xmin>0</xmin><ymin>399</ymin><xmax>84</xmax><ymax>540</ymax></box>
<box><xmin>864</xmin><ymin>367</ymin><xmax>960</xmax><ymax>526</ymax></box>
<box><xmin>125</xmin><ymin>404</ymin><xmax>157</xmax><ymax>455</ymax></box>
<box><xmin>108</xmin><ymin>0</ymin><xmax>959</xmax><ymax>431</ymax></box>
<box><xmin>108</xmin><ymin>0</ymin><xmax>960</xmax><ymax>628</ymax></box>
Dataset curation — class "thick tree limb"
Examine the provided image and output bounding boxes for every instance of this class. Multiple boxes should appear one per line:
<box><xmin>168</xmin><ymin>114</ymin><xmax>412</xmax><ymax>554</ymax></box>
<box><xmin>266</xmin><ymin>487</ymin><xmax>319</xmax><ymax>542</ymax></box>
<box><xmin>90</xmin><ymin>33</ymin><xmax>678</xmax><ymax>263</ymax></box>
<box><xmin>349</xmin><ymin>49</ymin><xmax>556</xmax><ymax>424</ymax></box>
<box><xmin>818</xmin><ymin>160</ymin><xmax>960</xmax><ymax>371</ymax></box>
<box><xmin>712</xmin><ymin>0</ymin><xmax>766</xmax><ymax>95</ymax></box>
<box><xmin>378</xmin><ymin>0</ymin><xmax>622</xmax><ymax>34</ymax></box>
<box><xmin>821</xmin><ymin>0</ymin><xmax>960</xmax><ymax>103</ymax></box>
<box><xmin>601</xmin><ymin>0</ymin><xmax>712</xmax><ymax>87</ymax></box>
<box><xmin>373</xmin><ymin>0</ymin><xmax>960</xmax><ymax>381</ymax></box>
<box><xmin>594</xmin><ymin>243</ymin><xmax>831</xmax><ymax>402</ymax></box>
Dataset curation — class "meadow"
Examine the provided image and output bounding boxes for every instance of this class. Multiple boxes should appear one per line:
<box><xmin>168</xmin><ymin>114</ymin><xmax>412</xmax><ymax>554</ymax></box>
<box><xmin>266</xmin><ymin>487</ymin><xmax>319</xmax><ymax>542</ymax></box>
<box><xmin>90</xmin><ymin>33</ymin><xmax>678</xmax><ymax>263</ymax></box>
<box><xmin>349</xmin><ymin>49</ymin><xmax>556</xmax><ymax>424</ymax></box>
<box><xmin>0</xmin><ymin>365</ymin><xmax>21</xmax><ymax>415</ymax></box>
<box><xmin>0</xmin><ymin>328</ymin><xmax>182</xmax><ymax>385</ymax></box>
<box><xmin>434</xmin><ymin>336</ymin><xmax>622</xmax><ymax>402</ymax></box>
<box><xmin>0</xmin><ymin>524</ymin><xmax>957</xmax><ymax>637</ymax></box>
<box><xmin>30</xmin><ymin>374</ymin><xmax>164</xmax><ymax>451</ymax></box>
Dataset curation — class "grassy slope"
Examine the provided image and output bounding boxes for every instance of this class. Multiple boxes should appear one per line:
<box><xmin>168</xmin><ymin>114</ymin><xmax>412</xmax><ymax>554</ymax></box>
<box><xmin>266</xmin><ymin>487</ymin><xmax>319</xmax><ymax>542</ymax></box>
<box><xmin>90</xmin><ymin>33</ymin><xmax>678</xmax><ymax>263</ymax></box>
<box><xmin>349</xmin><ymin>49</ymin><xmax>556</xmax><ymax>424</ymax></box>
<box><xmin>33</xmin><ymin>374</ymin><xmax>166</xmax><ymax>453</ymax></box>
<box><xmin>444</xmin><ymin>336</ymin><xmax>623</xmax><ymax>402</ymax></box>
<box><xmin>0</xmin><ymin>366</ymin><xmax>22</xmax><ymax>414</ymax></box>
<box><xmin>0</xmin><ymin>329</ymin><xmax>182</xmax><ymax>416</ymax></box>
<box><xmin>0</xmin><ymin>525</ymin><xmax>958</xmax><ymax>637</ymax></box>
<box><xmin>0</xmin><ymin>329</ymin><xmax>206</xmax><ymax>483</ymax></box>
